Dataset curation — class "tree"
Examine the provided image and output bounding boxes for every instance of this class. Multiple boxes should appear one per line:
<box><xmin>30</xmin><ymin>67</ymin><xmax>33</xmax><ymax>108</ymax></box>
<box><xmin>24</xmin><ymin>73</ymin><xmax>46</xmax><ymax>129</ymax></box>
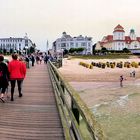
<box><xmin>63</xmin><ymin>49</ymin><xmax>68</xmax><ymax>55</ymax></box>
<box><xmin>101</xmin><ymin>47</ymin><xmax>108</xmax><ymax>53</ymax></box>
<box><xmin>69</xmin><ymin>47</ymin><xmax>84</xmax><ymax>54</ymax></box>
<box><xmin>29</xmin><ymin>43</ymin><xmax>36</xmax><ymax>54</ymax></box>
<box><xmin>92</xmin><ymin>43</ymin><xmax>96</xmax><ymax>55</ymax></box>
<box><xmin>76</xmin><ymin>47</ymin><xmax>84</xmax><ymax>52</ymax></box>
<box><xmin>29</xmin><ymin>46</ymin><xmax>35</xmax><ymax>53</ymax></box>
<box><xmin>69</xmin><ymin>48</ymin><xmax>75</xmax><ymax>53</ymax></box>
<box><xmin>123</xmin><ymin>48</ymin><xmax>130</xmax><ymax>53</ymax></box>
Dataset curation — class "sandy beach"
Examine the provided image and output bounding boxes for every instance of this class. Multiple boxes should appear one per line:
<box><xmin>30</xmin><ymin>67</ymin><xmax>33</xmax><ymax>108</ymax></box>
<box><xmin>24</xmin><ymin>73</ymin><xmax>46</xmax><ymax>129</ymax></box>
<box><xmin>59</xmin><ymin>58</ymin><xmax>140</xmax><ymax>107</ymax></box>
<box><xmin>59</xmin><ymin>58</ymin><xmax>140</xmax><ymax>139</ymax></box>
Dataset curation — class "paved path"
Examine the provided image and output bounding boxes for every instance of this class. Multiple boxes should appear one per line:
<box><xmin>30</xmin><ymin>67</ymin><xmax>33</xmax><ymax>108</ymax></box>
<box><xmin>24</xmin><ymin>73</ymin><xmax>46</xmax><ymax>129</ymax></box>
<box><xmin>0</xmin><ymin>63</ymin><xmax>65</xmax><ymax>140</ymax></box>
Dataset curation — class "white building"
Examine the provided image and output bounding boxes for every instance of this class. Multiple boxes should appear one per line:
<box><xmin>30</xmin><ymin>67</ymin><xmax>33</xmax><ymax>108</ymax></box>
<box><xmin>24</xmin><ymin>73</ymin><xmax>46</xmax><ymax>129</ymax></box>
<box><xmin>53</xmin><ymin>32</ymin><xmax>93</xmax><ymax>54</ymax></box>
<box><xmin>96</xmin><ymin>24</ymin><xmax>140</xmax><ymax>53</ymax></box>
<box><xmin>0</xmin><ymin>34</ymin><xmax>33</xmax><ymax>54</ymax></box>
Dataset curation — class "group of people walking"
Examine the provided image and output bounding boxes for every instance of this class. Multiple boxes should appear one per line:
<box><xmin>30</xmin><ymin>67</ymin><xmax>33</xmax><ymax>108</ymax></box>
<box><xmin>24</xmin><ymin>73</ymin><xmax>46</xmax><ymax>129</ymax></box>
<box><xmin>0</xmin><ymin>52</ymin><xmax>56</xmax><ymax>103</ymax></box>
<box><xmin>0</xmin><ymin>54</ymin><xmax>26</xmax><ymax>102</ymax></box>
<box><xmin>24</xmin><ymin>53</ymin><xmax>50</xmax><ymax>67</ymax></box>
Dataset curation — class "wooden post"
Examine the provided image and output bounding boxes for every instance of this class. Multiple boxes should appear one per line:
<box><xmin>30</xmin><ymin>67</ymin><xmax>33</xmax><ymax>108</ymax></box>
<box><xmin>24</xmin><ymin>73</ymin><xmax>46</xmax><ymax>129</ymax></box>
<box><xmin>71</xmin><ymin>100</ymin><xmax>80</xmax><ymax>124</ymax></box>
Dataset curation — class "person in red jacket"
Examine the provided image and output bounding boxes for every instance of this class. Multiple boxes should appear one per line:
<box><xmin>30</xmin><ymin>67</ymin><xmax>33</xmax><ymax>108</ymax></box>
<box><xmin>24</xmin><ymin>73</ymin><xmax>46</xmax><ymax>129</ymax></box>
<box><xmin>8</xmin><ymin>54</ymin><xmax>26</xmax><ymax>101</ymax></box>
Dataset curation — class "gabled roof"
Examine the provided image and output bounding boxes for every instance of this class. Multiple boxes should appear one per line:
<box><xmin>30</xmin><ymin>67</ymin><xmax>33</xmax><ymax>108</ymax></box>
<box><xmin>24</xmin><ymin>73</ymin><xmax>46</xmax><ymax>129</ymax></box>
<box><xmin>101</xmin><ymin>35</ymin><xmax>113</xmax><ymax>43</ymax></box>
<box><xmin>114</xmin><ymin>24</ymin><xmax>124</xmax><ymax>30</ymax></box>
<box><xmin>113</xmin><ymin>24</ymin><xmax>125</xmax><ymax>32</ymax></box>
<box><xmin>106</xmin><ymin>35</ymin><xmax>113</xmax><ymax>42</ymax></box>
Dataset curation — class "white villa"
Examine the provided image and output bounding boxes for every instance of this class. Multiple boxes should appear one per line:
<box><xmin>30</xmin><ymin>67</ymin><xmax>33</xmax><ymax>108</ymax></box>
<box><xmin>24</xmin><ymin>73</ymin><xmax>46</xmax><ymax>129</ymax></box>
<box><xmin>0</xmin><ymin>34</ymin><xmax>33</xmax><ymax>54</ymax></box>
<box><xmin>52</xmin><ymin>32</ymin><xmax>93</xmax><ymax>55</ymax></box>
<box><xmin>96</xmin><ymin>24</ymin><xmax>140</xmax><ymax>53</ymax></box>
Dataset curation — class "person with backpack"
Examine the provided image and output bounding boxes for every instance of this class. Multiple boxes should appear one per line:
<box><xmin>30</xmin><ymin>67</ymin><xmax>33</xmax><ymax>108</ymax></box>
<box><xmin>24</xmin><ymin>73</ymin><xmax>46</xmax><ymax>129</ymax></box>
<box><xmin>0</xmin><ymin>55</ymin><xmax>9</xmax><ymax>102</ymax></box>
<box><xmin>8</xmin><ymin>54</ymin><xmax>26</xmax><ymax>101</ymax></box>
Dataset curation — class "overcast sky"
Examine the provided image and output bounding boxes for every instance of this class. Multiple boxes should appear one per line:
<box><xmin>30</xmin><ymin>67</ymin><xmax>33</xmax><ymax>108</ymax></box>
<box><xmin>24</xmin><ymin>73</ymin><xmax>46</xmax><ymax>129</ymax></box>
<box><xmin>0</xmin><ymin>0</ymin><xmax>140</xmax><ymax>51</ymax></box>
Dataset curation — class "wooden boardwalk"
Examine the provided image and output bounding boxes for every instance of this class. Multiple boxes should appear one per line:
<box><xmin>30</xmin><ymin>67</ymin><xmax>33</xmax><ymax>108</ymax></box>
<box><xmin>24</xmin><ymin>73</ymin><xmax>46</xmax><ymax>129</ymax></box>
<box><xmin>0</xmin><ymin>64</ymin><xmax>65</xmax><ymax>140</ymax></box>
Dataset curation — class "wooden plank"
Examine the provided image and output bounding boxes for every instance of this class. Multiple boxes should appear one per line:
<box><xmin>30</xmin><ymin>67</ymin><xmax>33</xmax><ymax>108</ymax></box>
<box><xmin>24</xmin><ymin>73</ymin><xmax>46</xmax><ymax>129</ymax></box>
<box><xmin>0</xmin><ymin>64</ymin><xmax>65</xmax><ymax>140</ymax></box>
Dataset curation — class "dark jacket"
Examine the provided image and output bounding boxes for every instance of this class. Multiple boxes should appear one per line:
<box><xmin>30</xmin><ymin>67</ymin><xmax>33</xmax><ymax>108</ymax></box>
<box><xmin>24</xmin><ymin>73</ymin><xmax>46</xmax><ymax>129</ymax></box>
<box><xmin>0</xmin><ymin>62</ymin><xmax>9</xmax><ymax>88</ymax></box>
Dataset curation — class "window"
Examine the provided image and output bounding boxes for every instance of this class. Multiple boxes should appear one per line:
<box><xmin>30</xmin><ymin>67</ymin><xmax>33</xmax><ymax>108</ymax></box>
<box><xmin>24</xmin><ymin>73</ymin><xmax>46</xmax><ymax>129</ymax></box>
<box><xmin>70</xmin><ymin>42</ymin><xmax>74</xmax><ymax>47</ymax></box>
<box><xmin>61</xmin><ymin>38</ymin><xmax>66</xmax><ymax>41</ymax></box>
<box><xmin>25</xmin><ymin>39</ymin><xmax>28</xmax><ymax>46</ymax></box>
<box><xmin>81</xmin><ymin>42</ymin><xmax>86</xmax><ymax>46</ymax></box>
<box><xmin>61</xmin><ymin>43</ymin><xmax>66</xmax><ymax>47</ymax></box>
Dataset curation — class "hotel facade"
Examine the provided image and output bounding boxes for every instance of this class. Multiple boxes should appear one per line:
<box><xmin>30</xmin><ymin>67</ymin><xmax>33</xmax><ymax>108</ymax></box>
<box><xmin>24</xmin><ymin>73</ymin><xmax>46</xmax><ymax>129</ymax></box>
<box><xmin>96</xmin><ymin>24</ymin><xmax>140</xmax><ymax>53</ymax></box>
<box><xmin>0</xmin><ymin>34</ymin><xmax>33</xmax><ymax>53</ymax></box>
<box><xmin>52</xmin><ymin>32</ymin><xmax>93</xmax><ymax>54</ymax></box>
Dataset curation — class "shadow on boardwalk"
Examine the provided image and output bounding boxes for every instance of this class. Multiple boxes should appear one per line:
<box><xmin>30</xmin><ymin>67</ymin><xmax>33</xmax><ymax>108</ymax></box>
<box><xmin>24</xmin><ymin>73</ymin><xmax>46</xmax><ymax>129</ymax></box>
<box><xmin>0</xmin><ymin>64</ymin><xmax>65</xmax><ymax>140</ymax></box>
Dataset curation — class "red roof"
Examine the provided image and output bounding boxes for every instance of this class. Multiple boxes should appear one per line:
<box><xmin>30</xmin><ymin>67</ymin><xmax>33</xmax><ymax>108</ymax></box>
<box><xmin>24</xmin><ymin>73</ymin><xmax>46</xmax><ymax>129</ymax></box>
<box><xmin>114</xmin><ymin>24</ymin><xmax>125</xmax><ymax>32</ymax></box>
<box><xmin>99</xmin><ymin>25</ymin><xmax>140</xmax><ymax>45</ymax></box>
<box><xmin>101</xmin><ymin>35</ymin><xmax>113</xmax><ymax>43</ymax></box>
<box><xmin>125</xmin><ymin>36</ymin><xmax>131</xmax><ymax>44</ymax></box>
<box><xmin>114</xmin><ymin>24</ymin><xmax>124</xmax><ymax>30</ymax></box>
<box><xmin>106</xmin><ymin>35</ymin><xmax>113</xmax><ymax>42</ymax></box>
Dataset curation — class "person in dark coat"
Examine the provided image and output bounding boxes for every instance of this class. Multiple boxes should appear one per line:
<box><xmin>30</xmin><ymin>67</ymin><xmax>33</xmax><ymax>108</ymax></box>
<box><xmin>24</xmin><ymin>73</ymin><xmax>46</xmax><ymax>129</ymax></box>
<box><xmin>0</xmin><ymin>55</ymin><xmax>9</xmax><ymax>102</ymax></box>
<box><xmin>44</xmin><ymin>54</ymin><xmax>49</xmax><ymax>64</ymax></box>
<box><xmin>31</xmin><ymin>54</ymin><xmax>35</xmax><ymax>66</ymax></box>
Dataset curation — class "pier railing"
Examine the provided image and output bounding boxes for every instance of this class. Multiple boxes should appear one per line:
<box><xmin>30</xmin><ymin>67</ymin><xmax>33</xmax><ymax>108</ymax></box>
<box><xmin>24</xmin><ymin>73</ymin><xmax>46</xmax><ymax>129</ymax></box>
<box><xmin>48</xmin><ymin>60</ymin><xmax>105</xmax><ymax>140</ymax></box>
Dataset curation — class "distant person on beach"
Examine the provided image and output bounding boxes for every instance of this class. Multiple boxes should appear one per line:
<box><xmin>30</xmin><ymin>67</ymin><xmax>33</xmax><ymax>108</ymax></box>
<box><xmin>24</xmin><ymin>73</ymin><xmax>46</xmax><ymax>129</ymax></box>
<box><xmin>132</xmin><ymin>70</ymin><xmax>136</xmax><ymax>78</ymax></box>
<box><xmin>120</xmin><ymin>75</ymin><xmax>124</xmax><ymax>87</ymax></box>
<box><xmin>8</xmin><ymin>54</ymin><xmax>26</xmax><ymax>101</ymax></box>
<box><xmin>0</xmin><ymin>55</ymin><xmax>9</xmax><ymax>102</ymax></box>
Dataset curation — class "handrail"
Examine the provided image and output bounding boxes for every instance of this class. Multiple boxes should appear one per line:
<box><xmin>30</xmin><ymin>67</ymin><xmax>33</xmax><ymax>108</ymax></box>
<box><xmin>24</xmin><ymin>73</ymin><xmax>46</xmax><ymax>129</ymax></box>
<box><xmin>47</xmin><ymin>60</ymin><xmax>106</xmax><ymax>140</ymax></box>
